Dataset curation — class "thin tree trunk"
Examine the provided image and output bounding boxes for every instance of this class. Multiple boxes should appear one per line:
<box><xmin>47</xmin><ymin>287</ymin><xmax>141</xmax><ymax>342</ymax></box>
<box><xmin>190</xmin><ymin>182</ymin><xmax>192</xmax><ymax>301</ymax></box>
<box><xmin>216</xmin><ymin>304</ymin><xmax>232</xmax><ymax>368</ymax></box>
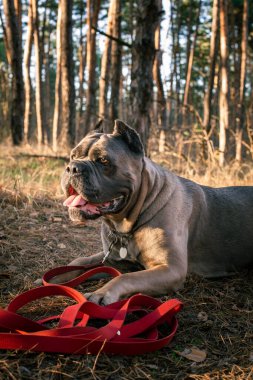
<box><xmin>109</xmin><ymin>0</ymin><xmax>122</xmax><ymax>122</ymax></box>
<box><xmin>76</xmin><ymin>4</ymin><xmax>87</xmax><ymax>142</ymax></box>
<box><xmin>44</xmin><ymin>8</ymin><xmax>52</xmax><ymax>144</ymax></box>
<box><xmin>235</xmin><ymin>0</ymin><xmax>248</xmax><ymax>162</ymax></box>
<box><xmin>203</xmin><ymin>0</ymin><xmax>219</xmax><ymax>133</ymax></box>
<box><xmin>130</xmin><ymin>0</ymin><xmax>160</xmax><ymax>149</ymax></box>
<box><xmin>0</xmin><ymin>8</ymin><xmax>11</xmax><ymax>65</ymax></box>
<box><xmin>98</xmin><ymin>0</ymin><xmax>114</xmax><ymax>122</ymax></box>
<box><xmin>24</xmin><ymin>0</ymin><xmax>34</xmax><ymax>144</ymax></box>
<box><xmin>3</xmin><ymin>0</ymin><xmax>24</xmax><ymax>145</ymax></box>
<box><xmin>14</xmin><ymin>0</ymin><xmax>22</xmax><ymax>45</ymax></box>
<box><xmin>52</xmin><ymin>2</ymin><xmax>62</xmax><ymax>152</ymax></box>
<box><xmin>182</xmin><ymin>0</ymin><xmax>202</xmax><ymax>127</ymax></box>
<box><xmin>168</xmin><ymin>0</ymin><xmax>176</xmax><ymax>128</ymax></box>
<box><xmin>83</xmin><ymin>0</ymin><xmax>101</xmax><ymax>134</ymax></box>
<box><xmin>32</xmin><ymin>0</ymin><xmax>44</xmax><ymax>147</ymax></box>
<box><xmin>60</xmin><ymin>0</ymin><xmax>75</xmax><ymax>149</ymax></box>
<box><xmin>229</xmin><ymin>1</ymin><xmax>238</xmax><ymax>134</ymax></box>
<box><xmin>14</xmin><ymin>0</ymin><xmax>22</xmax><ymax>41</ymax></box>
<box><xmin>40</xmin><ymin>1</ymin><xmax>50</xmax><ymax>144</ymax></box>
<box><xmin>219</xmin><ymin>0</ymin><xmax>229</xmax><ymax>166</ymax></box>
<box><xmin>174</xmin><ymin>1</ymin><xmax>182</xmax><ymax>128</ymax></box>
<box><xmin>152</xmin><ymin>0</ymin><xmax>167</xmax><ymax>152</ymax></box>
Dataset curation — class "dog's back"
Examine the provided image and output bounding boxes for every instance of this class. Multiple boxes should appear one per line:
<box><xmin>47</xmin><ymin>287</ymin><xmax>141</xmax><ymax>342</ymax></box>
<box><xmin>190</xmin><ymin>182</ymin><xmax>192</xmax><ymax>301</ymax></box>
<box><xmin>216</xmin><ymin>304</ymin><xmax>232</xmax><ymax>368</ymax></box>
<box><xmin>181</xmin><ymin>179</ymin><xmax>253</xmax><ymax>277</ymax></box>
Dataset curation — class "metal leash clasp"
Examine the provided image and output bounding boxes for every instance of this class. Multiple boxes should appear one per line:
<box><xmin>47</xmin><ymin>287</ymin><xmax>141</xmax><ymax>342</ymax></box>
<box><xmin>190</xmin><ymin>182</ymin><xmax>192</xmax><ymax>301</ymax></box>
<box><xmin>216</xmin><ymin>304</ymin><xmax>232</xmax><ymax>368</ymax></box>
<box><xmin>102</xmin><ymin>238</ymin><xmax>116</xmax><ymax>263</ymax></box>
<box><xmin>102</xmin><ymin>250</ymin><xmax>110</xmax><ymax>263</ymax></box>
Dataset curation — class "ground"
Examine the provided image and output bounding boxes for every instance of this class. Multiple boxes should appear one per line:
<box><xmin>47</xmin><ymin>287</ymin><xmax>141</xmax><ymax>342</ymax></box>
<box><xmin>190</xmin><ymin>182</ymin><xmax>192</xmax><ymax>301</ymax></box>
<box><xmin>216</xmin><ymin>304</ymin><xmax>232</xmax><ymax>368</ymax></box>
<box><xmin>0</xmin><ymin>147</ymin><xmax>252</xmax><ymax>379</ymax></box>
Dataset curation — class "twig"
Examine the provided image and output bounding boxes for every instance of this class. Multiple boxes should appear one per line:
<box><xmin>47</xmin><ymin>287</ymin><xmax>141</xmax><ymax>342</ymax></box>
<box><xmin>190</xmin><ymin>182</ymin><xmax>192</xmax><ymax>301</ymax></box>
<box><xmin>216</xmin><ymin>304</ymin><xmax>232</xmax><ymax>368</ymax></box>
<box><xmin>92</xmin><ymin>339</ymin><xmax>107</xmax><ymax>373</ymax></box>
<box><xmin>18</xmin><ymin>153</ymin><xmax>69</xmax><ymax>161</ymax></box>
<box><xmin>92</xmin><ymin>25</ymin><xmax>132</xmax><ymax>48</ymax></box>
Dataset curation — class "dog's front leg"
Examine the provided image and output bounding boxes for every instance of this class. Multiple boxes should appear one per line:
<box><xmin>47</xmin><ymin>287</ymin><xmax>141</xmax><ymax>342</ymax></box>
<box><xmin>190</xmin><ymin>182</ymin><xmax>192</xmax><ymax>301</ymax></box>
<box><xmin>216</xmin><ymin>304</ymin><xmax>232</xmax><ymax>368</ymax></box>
<box><xmin>84</xmin><ymin>264</ymin><xmax>185</xmax><ymax>305</ymax></box>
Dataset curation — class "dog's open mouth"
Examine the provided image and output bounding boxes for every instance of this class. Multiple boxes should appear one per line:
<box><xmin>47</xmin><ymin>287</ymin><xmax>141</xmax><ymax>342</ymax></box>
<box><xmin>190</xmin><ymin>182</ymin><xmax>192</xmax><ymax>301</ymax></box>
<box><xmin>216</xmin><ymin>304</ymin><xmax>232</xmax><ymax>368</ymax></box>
<box><xmin>63</xmin><ymin>185</ymin><xmax>125</xmax><ymax>219</ymax></box>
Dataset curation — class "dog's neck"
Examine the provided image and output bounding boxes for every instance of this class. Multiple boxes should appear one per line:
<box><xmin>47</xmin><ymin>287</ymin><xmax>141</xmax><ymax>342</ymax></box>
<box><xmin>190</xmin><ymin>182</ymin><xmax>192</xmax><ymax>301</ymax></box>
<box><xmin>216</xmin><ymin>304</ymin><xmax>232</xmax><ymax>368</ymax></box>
<box><xmin>104</xmin><ymin>158</ymin><xmax>164</xmax><ymax>234</ymax></box>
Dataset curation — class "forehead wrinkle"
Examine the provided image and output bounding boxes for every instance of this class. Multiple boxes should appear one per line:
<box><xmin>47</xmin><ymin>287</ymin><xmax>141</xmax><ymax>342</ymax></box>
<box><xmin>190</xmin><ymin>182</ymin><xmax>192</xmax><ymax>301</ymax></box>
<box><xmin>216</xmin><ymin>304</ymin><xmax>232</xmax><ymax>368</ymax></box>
<box><xmin>72</xmin><ymin>135</ymin><xmax>101</xmax><ymax>158</ymax></box>
<box><xmin>89</xmin><ymin>144</ymin><xmax>108</xmax><ymax>159</ymax></box>
<box><xmin>89</xmin><ymin>135</ymin><xmax>110</xmax><ymax>156</ymax></box>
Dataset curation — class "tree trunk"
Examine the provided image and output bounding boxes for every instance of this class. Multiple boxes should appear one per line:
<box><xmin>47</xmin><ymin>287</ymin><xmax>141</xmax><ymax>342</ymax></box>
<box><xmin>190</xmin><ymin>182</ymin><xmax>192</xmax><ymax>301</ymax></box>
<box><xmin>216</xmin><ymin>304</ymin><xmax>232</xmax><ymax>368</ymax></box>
<box><xmin>168</xmin><ymin>0</ymin><xmax>177</xmax><ymax>128</ymax></box>
<box><xmin>43</xmin><ymin>7</ymin><xmax>52</xmax><ymax>145</ymax></box>
<box><xmin>83</xmin><ymin>0</ymin><xmax>101</xmax><ymax>134</ymax></box>
<box><xmin>76</xmin><ymin>4</ymin><xmax>87</xmax><ymax>142</ymax></box>
<box><xmin>14</xmin><ymin>0</ymin><xmax>22</xmax><ymax>41</ymax></box>
<box><xmin>130</xmin><ymin>0</ymin><xmax>160</xmax><ymax>149</ymax></box>
<box><xmin>52</xmin><ymin>2</ymin><xmax>62</xmax><ymax>152</ymax></box>
<box><xmin>182</xmin><ymin>0</ymin><xmax>202</xmax><ymax>128</ymax></box>
<box><xmin>98</xmin><ymin>0</ymin><xmax>114</xmax><ymax>123</ymax></box>
<box><xmin>109</xmin><ymin>0</ymin><xmax>122</xmax><ymax>122</ymax></box>
<box><xmin>32</xmin><ymin>0</ymin><xmax>44</xmax><ymax>147</ymax></box>
<box><xmin>60</xmin><ymin>0</ymin><xmax>75</xmax><ymax>149</ymax></box>
<box><xmin>152</xmin><ymin>0</ymin><xmax>167</xmax><ymax>153</ymax></box>
<box><xmin>3</xmin><ymin>0</ymin><xmax>24</xmax><ymax>145</ymax></box>
<box><xmin>219</xmin><ymin>0</ymin><xmax>229</xmax><ymax>167</ymax></box>
<box><xmin>235</xmin><ymin>0</ymin><xmax>248</xmax><ymax>162</ymax></box>
<box><xmin>0</xmin><ymin>8</ymin><xmax>11</xmax><ymax>65</ymax></box>
<box><xmin>40</xmin><ymin>1</ymin><xmax>51</xmax><ymax>144</ymax></box>
<box><xmin>203</xmin><ymin>0</ymin><xmax>219</xmax><ymax>133</ymax></box>
<box><xmin>24</xmin><ymin>0</ymin><xmax>34</xmax><ymax>144</ymax></box>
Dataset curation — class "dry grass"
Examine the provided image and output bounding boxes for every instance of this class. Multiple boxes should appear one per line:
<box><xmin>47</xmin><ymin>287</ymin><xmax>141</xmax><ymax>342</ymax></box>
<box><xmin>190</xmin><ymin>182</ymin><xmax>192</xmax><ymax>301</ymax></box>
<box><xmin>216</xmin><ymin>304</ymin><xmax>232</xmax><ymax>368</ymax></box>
<box><xmin>0</xmin><ymin>144</ymin><xmax>253</xmax><ymax>380</ymax></box>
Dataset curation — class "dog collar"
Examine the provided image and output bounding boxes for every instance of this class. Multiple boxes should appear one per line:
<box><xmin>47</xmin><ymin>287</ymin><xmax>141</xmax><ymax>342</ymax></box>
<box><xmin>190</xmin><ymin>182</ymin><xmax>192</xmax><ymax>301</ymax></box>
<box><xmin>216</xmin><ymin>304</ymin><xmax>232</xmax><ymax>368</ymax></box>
<box><xmin>102</xmin><ymin>231</ymin><xmax>133</xmax><ymax>263</ymax></box>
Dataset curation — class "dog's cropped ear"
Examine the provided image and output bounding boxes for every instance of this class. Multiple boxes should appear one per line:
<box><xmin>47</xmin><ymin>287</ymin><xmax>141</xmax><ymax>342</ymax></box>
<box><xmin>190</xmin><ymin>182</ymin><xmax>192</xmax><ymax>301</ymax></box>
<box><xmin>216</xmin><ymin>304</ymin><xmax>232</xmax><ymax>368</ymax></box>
<box><xmin>94</xmin><ymin>119</ymin><xmax>104</xmax><ymax>133</ymax></box>
<box><xmin>113</xmin><ymin>120</ymin><xmax>144</xmax><ymax>156</ymax></box>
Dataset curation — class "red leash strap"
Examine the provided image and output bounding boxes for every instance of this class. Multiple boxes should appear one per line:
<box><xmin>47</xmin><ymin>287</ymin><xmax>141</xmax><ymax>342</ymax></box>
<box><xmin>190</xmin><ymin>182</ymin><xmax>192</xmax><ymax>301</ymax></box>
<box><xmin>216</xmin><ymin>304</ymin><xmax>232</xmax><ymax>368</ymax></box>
<box><xmin>0</xmin><ymin>265</ymin><xmax>182</xmax><ymax>355</ymax></box>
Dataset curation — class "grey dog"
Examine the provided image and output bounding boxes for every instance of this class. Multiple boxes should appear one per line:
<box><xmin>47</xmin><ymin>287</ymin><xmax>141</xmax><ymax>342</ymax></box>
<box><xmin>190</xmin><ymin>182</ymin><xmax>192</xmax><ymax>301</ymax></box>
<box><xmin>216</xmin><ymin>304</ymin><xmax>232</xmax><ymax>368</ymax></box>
<box><xmin>54</xmin><ymin>120</ymin><xmax>253</xmax><ymax>305</ymax></box>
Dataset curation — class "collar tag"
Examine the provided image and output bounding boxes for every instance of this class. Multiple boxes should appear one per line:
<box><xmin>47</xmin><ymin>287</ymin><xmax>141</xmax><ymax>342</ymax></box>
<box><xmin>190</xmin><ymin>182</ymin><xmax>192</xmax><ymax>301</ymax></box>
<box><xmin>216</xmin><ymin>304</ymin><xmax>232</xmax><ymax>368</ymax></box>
<box><xmin>119</xmin><ymin>247</ymin><xmax>128</xmax><ymax>259</ymax></box>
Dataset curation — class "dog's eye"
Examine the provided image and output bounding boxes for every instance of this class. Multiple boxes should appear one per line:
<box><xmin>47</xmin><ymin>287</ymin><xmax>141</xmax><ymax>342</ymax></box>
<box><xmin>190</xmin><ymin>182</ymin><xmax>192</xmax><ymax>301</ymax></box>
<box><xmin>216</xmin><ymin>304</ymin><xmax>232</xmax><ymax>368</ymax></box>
<box><xmin>96</xmin><ymin>157</ymin><xmax>109</xmax><ymax>165</ymax></box>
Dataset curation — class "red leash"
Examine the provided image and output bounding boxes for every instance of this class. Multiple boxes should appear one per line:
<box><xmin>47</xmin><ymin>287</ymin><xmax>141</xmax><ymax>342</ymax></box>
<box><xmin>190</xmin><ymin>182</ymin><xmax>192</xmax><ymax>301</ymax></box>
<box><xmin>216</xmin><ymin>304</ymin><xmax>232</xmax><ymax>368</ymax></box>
<box><xmin>0</xmin><ymin>264</ymin><xmax>182</xmax><ymax>355</ymax></box>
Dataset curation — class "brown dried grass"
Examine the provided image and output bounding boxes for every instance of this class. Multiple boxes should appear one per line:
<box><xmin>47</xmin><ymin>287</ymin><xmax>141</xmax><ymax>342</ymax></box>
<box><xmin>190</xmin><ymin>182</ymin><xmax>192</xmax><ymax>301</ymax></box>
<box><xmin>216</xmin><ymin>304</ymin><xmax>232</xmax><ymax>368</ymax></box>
<box><xmin>0</xmin><ymin>145</ymin><xmax>252</xmax><ymax>380</ymax></box>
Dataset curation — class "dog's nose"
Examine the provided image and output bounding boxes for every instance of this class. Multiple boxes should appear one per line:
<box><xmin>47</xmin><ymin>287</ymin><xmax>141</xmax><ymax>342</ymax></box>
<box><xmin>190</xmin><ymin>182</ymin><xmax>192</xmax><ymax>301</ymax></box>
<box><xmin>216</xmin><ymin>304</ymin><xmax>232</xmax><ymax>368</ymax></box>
<box><xmin>66</xmin><ymin>161</ymin><xmax>84</xmax><ymax>175</ymax></box>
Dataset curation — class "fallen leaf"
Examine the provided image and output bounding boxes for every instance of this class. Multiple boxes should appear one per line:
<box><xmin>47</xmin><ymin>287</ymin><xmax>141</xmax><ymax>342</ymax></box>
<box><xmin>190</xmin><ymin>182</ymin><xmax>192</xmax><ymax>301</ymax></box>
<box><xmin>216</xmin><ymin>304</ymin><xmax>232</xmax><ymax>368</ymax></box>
<box><xmin>177</xmin><ymin>347</ymin><xmax>207</xmax><ymax>362</ymax></box>
<box><xmin>197</xmin><ymin>311</ymin><xmax>208</xmax><ymax>322</ymax></box>
<box><xmin>52</xmin><ymin>216</ymin><xmax>63</xmax><ymax>222</ymax></box>
<box><xmin>30</xmin><ymin>212</ymin><xmax>39</xmax><ymax>217</ymax></box>
<box><xmin>0</xmin><ymin>230</ymin><xmax>6</xmax><ymax>239</ymax></box>
<box><xmin>34</xmin><ymin>278</ymin><xmax>43</xmax><ymax>286</ymax></box>
<box><xmin>57</xmin><ymin>243</ymin><xmax>66</xmax><ymax>249</ymax></box>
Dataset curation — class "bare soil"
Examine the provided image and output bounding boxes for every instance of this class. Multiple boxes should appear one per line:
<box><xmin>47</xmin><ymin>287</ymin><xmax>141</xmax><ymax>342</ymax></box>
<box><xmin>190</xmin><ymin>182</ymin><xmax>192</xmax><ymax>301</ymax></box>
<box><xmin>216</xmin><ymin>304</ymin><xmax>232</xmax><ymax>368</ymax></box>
<box><xmin>0</xmin><ymin>150</ymin><xmax>252</xmax><ymax>380</ymax></box>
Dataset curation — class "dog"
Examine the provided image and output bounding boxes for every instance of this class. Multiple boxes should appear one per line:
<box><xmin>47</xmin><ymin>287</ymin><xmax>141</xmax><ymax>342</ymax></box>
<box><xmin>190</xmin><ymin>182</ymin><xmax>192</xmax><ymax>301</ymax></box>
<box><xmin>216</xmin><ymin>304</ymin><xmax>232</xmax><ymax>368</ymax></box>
<box><xmin>54</xmin><ymin>119</ymin><xmax>253</xmax><ymax>305</ymax></box>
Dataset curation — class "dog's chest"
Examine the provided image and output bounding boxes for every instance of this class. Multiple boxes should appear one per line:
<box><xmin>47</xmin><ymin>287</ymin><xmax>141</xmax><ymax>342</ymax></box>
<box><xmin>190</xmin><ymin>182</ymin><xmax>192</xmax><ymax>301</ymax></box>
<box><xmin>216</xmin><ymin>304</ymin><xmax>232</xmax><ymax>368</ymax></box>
<box><xmin>101</xmin><ymin>229</ymin><xmax>142</xmax><ymax>272</ymax></box>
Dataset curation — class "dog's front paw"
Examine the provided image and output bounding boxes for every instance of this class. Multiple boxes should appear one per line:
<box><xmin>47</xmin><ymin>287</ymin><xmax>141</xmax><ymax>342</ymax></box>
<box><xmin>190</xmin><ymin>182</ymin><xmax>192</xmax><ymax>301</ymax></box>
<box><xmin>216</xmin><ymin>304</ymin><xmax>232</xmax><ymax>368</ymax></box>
<box><xmin>84</xmin><ymin>290</ymin><xmax>118</xmax><ymax>305</ymax></box>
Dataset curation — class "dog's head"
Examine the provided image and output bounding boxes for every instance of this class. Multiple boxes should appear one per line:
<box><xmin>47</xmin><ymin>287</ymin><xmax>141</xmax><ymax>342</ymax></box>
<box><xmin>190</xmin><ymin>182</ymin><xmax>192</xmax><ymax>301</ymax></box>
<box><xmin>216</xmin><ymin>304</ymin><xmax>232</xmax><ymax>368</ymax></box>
<box><xmin>62</xmin><ymin>120</ymin><xmax>144</xmax><ymax>223</ymax></box>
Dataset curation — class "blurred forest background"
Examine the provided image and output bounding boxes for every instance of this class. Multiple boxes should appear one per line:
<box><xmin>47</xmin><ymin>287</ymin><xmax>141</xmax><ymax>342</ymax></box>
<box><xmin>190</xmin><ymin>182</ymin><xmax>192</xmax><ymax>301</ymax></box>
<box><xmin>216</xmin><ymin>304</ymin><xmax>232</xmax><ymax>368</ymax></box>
<box><xmin>0</xmin><ymin>0</ymin><xmax>253</xmax><ymax>168</ymax></box>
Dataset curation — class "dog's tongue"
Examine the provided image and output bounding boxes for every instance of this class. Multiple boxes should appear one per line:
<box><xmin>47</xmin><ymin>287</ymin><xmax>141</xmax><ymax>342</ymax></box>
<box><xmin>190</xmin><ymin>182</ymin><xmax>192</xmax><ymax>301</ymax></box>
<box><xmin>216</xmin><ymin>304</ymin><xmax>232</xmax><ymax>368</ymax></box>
<box><xmin>63</xmin><ymin>194</ymin><xmax>86</xmax><ymax>207</ymax></box>
<box><xmin>63</xmin><ymin>194</ymin><xmax>111</xmax><ymax>215</ymax></box>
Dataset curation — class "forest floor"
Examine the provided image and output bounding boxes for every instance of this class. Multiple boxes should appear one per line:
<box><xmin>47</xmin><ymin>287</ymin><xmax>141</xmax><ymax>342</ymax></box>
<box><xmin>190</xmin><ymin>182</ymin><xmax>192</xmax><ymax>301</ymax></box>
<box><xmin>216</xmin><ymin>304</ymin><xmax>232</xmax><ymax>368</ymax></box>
<box><xmin>0</xmin><ymin>145</ymin><xmax>252</xmax><ymax>380</ymax></box>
